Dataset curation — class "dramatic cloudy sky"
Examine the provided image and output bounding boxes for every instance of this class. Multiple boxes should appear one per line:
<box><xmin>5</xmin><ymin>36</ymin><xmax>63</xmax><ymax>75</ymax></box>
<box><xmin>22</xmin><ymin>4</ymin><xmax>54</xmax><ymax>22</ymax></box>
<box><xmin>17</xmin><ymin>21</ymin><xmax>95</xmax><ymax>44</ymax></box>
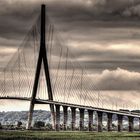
<box><xmin>1</xmin><ymin>0</ymin><xmax>140</xmax><ymax>111</ymax></box>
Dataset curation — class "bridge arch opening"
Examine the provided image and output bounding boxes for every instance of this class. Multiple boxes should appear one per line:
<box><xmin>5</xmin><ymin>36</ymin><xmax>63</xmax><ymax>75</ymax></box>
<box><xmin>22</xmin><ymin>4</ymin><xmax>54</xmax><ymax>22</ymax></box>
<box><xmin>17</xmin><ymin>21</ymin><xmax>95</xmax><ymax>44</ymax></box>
<box><xmin>30</xmin><ymin>104</ymin><xmax>52</xmax><ymax>130</ymax></box>
<box><xmin>133</xmin><ymin>118</ymin><xmax>139</xmax><ymax>131</ymax></box>
<box><xmin>112</xmin><ymin>114</ymin><xmax>118</xmax><ymax>131</ymax></box>
<box><xmin>122</xmin><ymin>116</ymin><xmax>128</xmax><ymax>131</ymax></box>
<box><xmin>102</xmin><ymin>112</ymin><xmax>108</xmax><ymax>131</ymax></box>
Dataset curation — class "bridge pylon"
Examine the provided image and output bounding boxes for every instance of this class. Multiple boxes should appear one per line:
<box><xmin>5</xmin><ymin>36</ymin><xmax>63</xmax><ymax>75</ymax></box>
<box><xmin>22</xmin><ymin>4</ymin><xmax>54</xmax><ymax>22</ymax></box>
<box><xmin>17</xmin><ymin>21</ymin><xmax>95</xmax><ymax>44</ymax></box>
<box><xmin>26</xmin><ymin>4</ymin><xmax>55</xmax><ymax>130</ymax></box>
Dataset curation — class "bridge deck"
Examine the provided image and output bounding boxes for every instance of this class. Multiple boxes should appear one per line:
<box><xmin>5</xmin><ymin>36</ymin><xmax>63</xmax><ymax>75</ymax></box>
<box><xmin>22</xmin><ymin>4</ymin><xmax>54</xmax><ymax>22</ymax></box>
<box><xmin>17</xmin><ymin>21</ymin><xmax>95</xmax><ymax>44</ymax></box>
<box><xmin>35</xmin><ymin>99</ymin><xmax>140</xmax><ymax>118</ymax></box>
<box><xmin>0</xmin><ymin>97</ymin><xmax>31</xmax><ymax>101</ymax></box>
<box><xmin>0</xmin><ymin>96</ymin><xmax>139</xmax><ymax>118</ymax></box>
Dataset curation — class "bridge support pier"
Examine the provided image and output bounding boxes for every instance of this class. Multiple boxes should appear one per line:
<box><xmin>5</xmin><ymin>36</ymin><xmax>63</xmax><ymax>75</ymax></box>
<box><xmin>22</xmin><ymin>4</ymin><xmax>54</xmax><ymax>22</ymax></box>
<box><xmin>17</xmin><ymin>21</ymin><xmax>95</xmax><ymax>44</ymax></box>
<box><xmin>26</xmin><ymin>103</ymin><xmax>34</xmax><ymax>129</ymax></box>
<box><xmin>97</xmin><ymin>111</ymin><xmax>103</xmax><ymax>132</ymax></box>
<box><xmin>139</xmin><ymin>118</ymin><xmax>140</xmax><ymax>131</ymax></box>
<box><xmin>128</xmin><ymin>116</ymin><xmax>134</xmax><ymax>132</ymax></box>
<box><xmin>27</xmin><ymin>5</ymin><xmax>55</xmax><ymax>130</ymax></box>
<box><xmin>107</xmin><ymin>113</ymin><xmax>113</xmax><ymax>131</ymax></box>
<box><xmin>118</xmin><ymin>115</ymin><xmax>123</xmax><ymax>132</ymax></box>
<box><xmin>88</xmin><ymin>110</ymin><xmax>93</xmax><ymax>131</ymax></box>
<box><xmin>71</xmin><ymin>107</ymin><xmax>76</xmax><ymax>131</ymax></box>
<box><xmin>79</xmin><ymin>109</ymin><xmax>85</xmax><ymax>131</ymax></box>
<box><xmin>63</xmin><ymin>106</ymin><xmax>68</xmax><ymax>130</ymax></box>
<box><xmin>55</xmin><ymin>105</ymin><xmax>60</xmax><ymax>131</ymax></box>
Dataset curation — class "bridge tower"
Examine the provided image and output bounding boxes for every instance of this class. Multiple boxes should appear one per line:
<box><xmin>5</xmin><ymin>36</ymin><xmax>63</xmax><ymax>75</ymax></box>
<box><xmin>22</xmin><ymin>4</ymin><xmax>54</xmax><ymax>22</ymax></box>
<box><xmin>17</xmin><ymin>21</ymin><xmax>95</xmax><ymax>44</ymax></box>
<box><xmin>27</xmin><ymin>4</ymin><xmax>55</xmax><ymax>129</ymax></box>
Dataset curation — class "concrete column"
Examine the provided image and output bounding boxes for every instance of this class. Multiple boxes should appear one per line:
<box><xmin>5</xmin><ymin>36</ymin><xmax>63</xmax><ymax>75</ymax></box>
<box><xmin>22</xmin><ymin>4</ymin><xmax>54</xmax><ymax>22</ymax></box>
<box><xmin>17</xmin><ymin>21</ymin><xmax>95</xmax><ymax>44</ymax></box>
<box><xmin>128</xmin><ymin>116</ymin><xmax>134</xmax><ymax>132</ymax></box>
<box><xmin>139</xmin><ymin>118</ymin><xmax>140</xmax><ymax>131</ymax></box>
<box><xmin>71</xmin><ymin>107</ymin><xmax>76</xmax><ymax>131</ymax></box>
<box><xmin>118</xmin><ymin>115</ymin><xmax>123</xmax><ymax>132</ymax></box>
<box><xmin>55</xmin><ymin>105</ymin><xmax>60</xmax><ymax>131</ymax></box>
<box><xmin>79</xmin><ymin>108</ymin><xmax>85</xmax><ymax>131</ymax></box>
<box><xmin>63</xmin><ymin>106</ymin><xmax>68</xmax><ymax>130</ymax></box>
<box><xmin>107</xmin><ymin>113</ymin><xmax>113</xmax><ymax>131</ymax></box>
<box><xmin>26</xmin><ymin>103</ymin><xmax>34</xmax><ymax>129</ymax></box>
<box><xmin>88</xmin><ymin>110</ymin><xmax>93</xmax><ymax>131</ymax></box>
<box><xmin>97</xmin><ymin>111</ymin><xmax>103</xmax><ymax>132</ymax></box>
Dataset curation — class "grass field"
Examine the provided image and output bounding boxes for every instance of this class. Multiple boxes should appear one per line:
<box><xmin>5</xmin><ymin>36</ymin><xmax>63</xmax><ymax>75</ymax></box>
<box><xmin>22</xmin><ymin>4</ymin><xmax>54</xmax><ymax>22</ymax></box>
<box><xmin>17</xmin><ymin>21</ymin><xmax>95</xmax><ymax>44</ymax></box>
<box><xmin>1</xmin><ymin>131</ymin><xmax>140</xmax><ymax>140</ymax></box>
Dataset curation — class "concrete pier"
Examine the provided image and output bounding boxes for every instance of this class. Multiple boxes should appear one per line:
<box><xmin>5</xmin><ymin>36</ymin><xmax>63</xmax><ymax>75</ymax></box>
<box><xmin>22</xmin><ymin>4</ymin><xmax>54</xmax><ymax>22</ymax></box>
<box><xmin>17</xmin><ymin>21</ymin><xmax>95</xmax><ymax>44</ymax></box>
<box><xmin>107</xmin><ymin>113</ymin><xmax>113</xmax><ymax>131</ymax></box>
<box><xmin>55</xmin><ymin>105</ymin><xmax>60</xmax><ymax>131</ymax></box>
<box><xmin>97</xmin><ymin>111</ymin><xmax>103</xmax><ymax>132</ymax></box>
<box><xmin>118</xmin><ymin>115</ymin><xmax>123</xmax><ymax>132</ymax></box>
<box><xmin>139</xmin><ymin>118</ymin><xmax>140</xmax><ymax>131</ymax></box>
<box><xmin>128</xmin><ymin>116</ymin><xmax>134</xmax><ymax>132</ymax></box>
<box><xmin>88</xmin><ymin>110</ymin><xmax>93</xmax><ymax>131</ymax></box>
<box><xmin>71</xmin><ymin>107</ymin><xmax>76</xmax><ymax>131</ymax></box>
<box><xmin>79</xmin><ymin>109</ymin><xmax>85</xmax><ymax>131</ymax></box>
<box><xmin>63</xmin><ymin>106</ymin><xmax>68</xmax><ymax>130</ymax></box>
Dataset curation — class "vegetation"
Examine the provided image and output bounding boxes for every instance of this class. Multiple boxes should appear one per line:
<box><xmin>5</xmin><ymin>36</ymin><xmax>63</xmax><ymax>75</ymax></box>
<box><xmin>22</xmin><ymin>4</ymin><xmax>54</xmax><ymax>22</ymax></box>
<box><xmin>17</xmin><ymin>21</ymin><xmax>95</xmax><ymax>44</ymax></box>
<box><xmin>34</xmin><ymin>121</ymin><xmax>45</xmax><ymax>128</ymax></box>
<box><xmin>17</xmin><ymin>121</ymin><xmax>22</xmax><ymax>128</ymax></box>
<box><xmin>0</xmin><ymin>131</ymin><xmax>140</xmax><ymax>140</ymax></box>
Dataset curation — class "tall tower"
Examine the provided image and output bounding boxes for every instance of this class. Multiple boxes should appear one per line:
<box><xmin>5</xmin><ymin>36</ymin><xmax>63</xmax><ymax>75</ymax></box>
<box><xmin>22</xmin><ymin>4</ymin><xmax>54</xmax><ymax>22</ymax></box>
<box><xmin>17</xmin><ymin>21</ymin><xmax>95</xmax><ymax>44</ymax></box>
<box><xmin>27</xmin><ymin>4</ymin><xmax>55</xmax><ymax>130</ymax></box>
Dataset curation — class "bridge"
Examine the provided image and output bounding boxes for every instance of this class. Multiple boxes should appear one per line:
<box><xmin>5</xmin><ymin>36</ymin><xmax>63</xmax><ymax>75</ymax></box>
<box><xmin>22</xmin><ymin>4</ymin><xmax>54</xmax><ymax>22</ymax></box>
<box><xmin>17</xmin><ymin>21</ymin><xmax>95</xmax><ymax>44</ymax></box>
<box><xmin>0</xmin><ymin>4</ymin><xmax>140</xmax><ymax>132</ymax></box>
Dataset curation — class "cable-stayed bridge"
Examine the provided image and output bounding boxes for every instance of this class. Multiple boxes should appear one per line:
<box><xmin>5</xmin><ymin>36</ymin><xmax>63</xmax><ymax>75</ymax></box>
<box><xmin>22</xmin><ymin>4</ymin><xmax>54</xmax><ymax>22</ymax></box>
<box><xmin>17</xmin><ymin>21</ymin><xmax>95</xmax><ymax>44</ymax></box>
<box><xmin>0</xmin><ymin>4</ymin><xmax>140</xmax><ymax>132</ymax></box>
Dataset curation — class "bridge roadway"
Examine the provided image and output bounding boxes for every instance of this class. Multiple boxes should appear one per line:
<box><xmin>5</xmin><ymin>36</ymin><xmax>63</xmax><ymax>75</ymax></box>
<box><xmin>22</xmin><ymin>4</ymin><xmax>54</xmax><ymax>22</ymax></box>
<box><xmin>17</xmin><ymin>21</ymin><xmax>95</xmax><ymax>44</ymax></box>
<box><xmin>0</xmin><ymin>97</ymin><xmax>31</xmax><ymax>101</ymax></box>
<box><xmin>35</xmin><ymin>99</ymin><xmax>140</xmax><ymax>118</ymax></box>
<box><xmin>0</xmin><ymin>96</ymin><xmax>140</xmax><ymax>118</ymax></box>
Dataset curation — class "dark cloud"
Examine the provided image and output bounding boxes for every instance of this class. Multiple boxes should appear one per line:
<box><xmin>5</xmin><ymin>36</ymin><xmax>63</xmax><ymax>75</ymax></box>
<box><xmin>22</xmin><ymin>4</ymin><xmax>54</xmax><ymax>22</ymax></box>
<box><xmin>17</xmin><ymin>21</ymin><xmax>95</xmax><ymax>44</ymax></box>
<box><xmin>0</xmin><ymin>0</ymin><xmax>140</xmax><ymax>92</ymax></box>
<box><xmin>0</xmin><ymin>0</ymin><xmax>140</xmax><ymax>45</ymax></box>
<box><xmin>82</xmin><ymin>61</ymin><xmax>140</xmax><ymax>72</ymax></box>
<box><xmin>48</xmin><ymin>0</ymin><xmax>140</xmax><ymax>21</ymax></box>
<box><xmin>1</xmin><ymin>0</ymin><xmax>140</xmax><ymax>111</ymax></box>
<box><xmin>0</xmin><ymin>0</ymin><xmax>41</xmax><ymax>40</ymax></box>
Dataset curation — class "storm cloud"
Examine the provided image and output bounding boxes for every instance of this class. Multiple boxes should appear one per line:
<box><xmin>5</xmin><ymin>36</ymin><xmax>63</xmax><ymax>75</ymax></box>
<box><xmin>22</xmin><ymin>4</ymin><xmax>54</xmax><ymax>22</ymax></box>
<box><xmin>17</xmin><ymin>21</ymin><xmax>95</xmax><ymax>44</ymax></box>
<box><xmin>0</xmin><ymin>0</ymin><xmax>140</xmax><ymax>110</ymax></box>
<box><xmin>0</xmin><ymin>0</ymin><xmax>140</xmax><ymax>80</ymax></box>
